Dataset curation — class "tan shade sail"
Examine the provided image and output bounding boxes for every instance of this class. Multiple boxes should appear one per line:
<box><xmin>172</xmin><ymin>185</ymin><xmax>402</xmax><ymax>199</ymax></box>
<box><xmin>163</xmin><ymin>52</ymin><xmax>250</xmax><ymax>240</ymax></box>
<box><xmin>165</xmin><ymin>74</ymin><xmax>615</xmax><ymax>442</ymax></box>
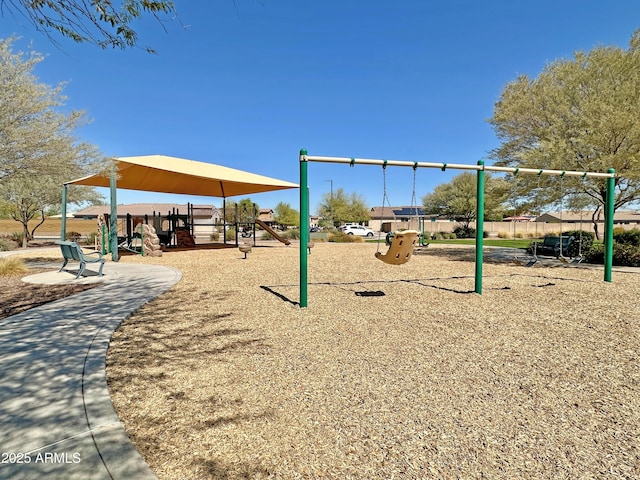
<box><xmin>67</xmin><ymin>155</ymin><xmax>298</xmax><ymax>197</ymax></box>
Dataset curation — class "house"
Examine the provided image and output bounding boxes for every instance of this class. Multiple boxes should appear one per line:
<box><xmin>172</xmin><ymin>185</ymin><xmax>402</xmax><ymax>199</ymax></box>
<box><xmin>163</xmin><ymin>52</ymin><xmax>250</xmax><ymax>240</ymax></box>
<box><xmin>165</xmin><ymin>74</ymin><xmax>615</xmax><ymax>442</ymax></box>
<box><xmin>536</xmin><ymin>210</ymin><xmax>640</xmax><ymax>227</ymax></box>
<box><xmin>73</xmin><ymin>203</ymin><xmax>219</xmax><ymax>220</ymax></box>
<box><xmin>258</xmin><ymin>208</ymin><xmax>275</xmax><ymax>225</ymax></box>
<box><xmin>73</xmin><ymin>203</ymin><xmax>222</xmax><ymax>238</ymax></box>
<box><xmin>369</xmin><ymin>206</ymin><xmax>444</xmax><ymax>232</ymax></box>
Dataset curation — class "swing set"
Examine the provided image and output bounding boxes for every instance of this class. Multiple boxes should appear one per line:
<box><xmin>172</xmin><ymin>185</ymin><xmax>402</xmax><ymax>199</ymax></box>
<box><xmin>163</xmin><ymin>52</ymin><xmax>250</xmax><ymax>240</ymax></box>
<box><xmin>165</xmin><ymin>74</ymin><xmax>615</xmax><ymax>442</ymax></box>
<box><xmin>298</xmin><ymin>149</ymin><xmax>616</xmax><ymax>308</ymax></box>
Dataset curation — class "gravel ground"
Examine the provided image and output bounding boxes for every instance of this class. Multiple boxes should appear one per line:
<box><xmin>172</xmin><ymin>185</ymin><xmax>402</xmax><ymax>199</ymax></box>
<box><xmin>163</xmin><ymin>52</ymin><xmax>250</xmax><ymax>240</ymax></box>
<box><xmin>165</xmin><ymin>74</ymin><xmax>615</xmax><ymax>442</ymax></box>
<box><xmin>104</xmin><ymin>242</ymin><xmax>640</xmax><ymax>479</ymax></box>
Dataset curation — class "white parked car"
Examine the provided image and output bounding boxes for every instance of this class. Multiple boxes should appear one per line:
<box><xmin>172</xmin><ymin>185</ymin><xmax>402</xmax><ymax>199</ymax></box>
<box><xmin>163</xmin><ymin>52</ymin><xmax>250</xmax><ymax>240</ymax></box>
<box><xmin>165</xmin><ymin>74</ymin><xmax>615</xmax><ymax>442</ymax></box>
<box><xmin>341</xmin><ymin>225</ymin><xmax>375</xmax><ymax>237</ymax></box>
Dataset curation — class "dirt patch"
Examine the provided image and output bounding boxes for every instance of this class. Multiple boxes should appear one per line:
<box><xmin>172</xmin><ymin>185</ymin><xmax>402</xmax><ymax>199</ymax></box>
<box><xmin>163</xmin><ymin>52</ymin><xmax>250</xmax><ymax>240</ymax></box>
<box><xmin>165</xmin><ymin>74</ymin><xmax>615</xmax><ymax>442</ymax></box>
<box><xmin>0</xmin><ymin>267</ymin><xmax>99</xmax><ymax>320</ymax></box>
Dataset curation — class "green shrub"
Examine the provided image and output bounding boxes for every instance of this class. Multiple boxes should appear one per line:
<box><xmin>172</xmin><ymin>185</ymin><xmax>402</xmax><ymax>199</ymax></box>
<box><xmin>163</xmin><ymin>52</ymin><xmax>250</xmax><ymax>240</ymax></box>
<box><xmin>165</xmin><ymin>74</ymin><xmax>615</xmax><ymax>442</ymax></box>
<box><xmin>584</xmin><ymin>242</ymin><xmax>640</xmax><ymax>267</ymax></box>
<box><xmin>564</xmin><ymin>230</ymin><xmax>594</xmax><ymax>258</ymax></box>
<box><xmin>225</xmin><ymin>227</ymin><xmax>236</xmax><ymax>241</ymax></box>
<box><xmin>614</xmin><ymin>228</ymin><xmax>640</xmax><ymax>247</ymax></box>
<box><xmin>10</xmin><ymin>232</ymin><xmax>23</xmax><ymax>244</ymax></box>
<box><xmin>449</xmin><ymin>227</ymin><xmax>489</xmax><ymax>239</ymax></box>
<box><xmin>453</xmin><ymin>225</ymin><xmax>475</xmax><ymax>238</ymax></box>
<box><xmin>584</xmin><ymin>244</ymin><xmax>604</xmax><ymax>264</ymax></box>
<box><xmin>613</xmin><ymin>243</ymin><xmax>640</xmax><ymax>267</ymax></box>
<box><xmin>210</xmin><ymin>232</ymin><xmax>220</xmax><ymax>241</ymax></box>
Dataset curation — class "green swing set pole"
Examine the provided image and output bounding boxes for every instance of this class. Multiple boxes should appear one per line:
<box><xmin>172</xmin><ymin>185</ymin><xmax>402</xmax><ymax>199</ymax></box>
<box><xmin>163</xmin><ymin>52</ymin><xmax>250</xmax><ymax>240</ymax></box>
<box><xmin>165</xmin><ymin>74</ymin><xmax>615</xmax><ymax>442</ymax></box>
<box><xmin>475</xmin><ymin>160</ymin><xmax>485</xmax><ymax>294</ymax></box>
<box><xmin>300</xmin><ymin>149</ymin><xmax>309</xmax><ymax>308</ymax></box>
<box><xmin>604</xmin><ymin>168</ymin><xmax>615</xmax><ymax>282</ymax></box>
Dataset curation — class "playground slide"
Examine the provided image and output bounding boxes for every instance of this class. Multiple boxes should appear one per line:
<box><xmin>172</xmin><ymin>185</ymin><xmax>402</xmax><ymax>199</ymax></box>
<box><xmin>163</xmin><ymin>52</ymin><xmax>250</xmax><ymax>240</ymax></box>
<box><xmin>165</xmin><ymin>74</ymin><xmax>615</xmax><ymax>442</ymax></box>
<box><xmin>256</xmin><ymin>219</ymin><xmax>291</xmax><ymax>245</ymax></box>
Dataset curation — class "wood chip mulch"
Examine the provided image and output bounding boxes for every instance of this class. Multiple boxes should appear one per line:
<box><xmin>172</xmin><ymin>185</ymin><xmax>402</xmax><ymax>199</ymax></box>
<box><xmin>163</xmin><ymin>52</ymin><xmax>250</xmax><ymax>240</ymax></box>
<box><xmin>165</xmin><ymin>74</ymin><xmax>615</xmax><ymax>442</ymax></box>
<box><xmin>100</xmin><ymin>243</ymin><xmax>639</xmax><ymax>479</ymax></box>
<box><xmin>0</xmin><ymin>268</ymin><xmax>98</xmax><ymax>319</ymax></box>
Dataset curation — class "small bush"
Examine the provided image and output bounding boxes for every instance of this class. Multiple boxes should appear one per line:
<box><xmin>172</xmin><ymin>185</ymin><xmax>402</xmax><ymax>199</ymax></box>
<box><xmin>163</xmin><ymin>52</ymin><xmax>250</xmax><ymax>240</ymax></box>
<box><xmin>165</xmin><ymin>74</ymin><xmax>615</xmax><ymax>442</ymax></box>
<box><xmin>85</xmin><ymin>232</ymin><xmax>97</xmax><ymax>245</ymax></box>
<box><xmin>210</xmin><ymin>232</ymin><xmax>220</xmax><ymax>241</ymax></box>
<box><xmin>66</xmin><ymin>231</ymin><xmax>82</xmax><ymax>242</ymax></box>
<box><xmin>0</xmin><ymin>257</ymin><xmax>29</xmax><ymax>276</ymax></box>
<box><xmin>614</xmin><ymin>228</ymin><xmax>640</xmax><ymax>247</ymax></box>
<box><xmin>584</xmin><ymin>242</ymin><xmax>640</xmax><ymax>267</ymax></box>
<box><xmin>453</xmin><ymin>225</ymin><xmax>475</xmax><ymax>238</ymax></box>
<box><xmin>328</xmin><ymin>232</ymin><xmax>363</xmax><ymax>243</ymax></box>
<box><xmin>497</xmin><ymin>231</ymin><xmax>511</xmax><ymax>239</ymax></box>
<box><xmin>584</xmin><ymin>244</ymin><xmax>604</xmax><ymax>264</ymax></box>
<box><xmin>10</xmin><ymin>232</ymin><xmax>23</xmax><ymax>244</ymax></box>
<box><xmin>225</xmin><ymin>227</ymin><xmax>236</xmax><ymax>242</ymax></box>
<box><xmin>0</xmin><ymin>237</ymin><xmax>16</xmax><ymax>251</ymax></box>
<box><xmin>283</xmin><ymin>229</ymin><xmax>300</xmax><ymax>240</ymax></box>
<box><xmin>564</xmin><ymin>230</ymin><xmax>594</xmax><ymax>258</ymax></box>
<box><xmin>613</xmin><ymin>243</ymin><xmax>640</xmax><ymax>267</ymax></box>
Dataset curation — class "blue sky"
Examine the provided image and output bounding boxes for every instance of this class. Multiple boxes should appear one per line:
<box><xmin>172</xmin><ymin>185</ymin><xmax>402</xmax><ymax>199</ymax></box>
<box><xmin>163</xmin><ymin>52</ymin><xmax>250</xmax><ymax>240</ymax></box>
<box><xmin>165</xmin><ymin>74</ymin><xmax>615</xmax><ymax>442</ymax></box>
<box><xmin>2</xmin><ymin>1</ymin><xmax>639</xmax><ymax>213</ymax></box>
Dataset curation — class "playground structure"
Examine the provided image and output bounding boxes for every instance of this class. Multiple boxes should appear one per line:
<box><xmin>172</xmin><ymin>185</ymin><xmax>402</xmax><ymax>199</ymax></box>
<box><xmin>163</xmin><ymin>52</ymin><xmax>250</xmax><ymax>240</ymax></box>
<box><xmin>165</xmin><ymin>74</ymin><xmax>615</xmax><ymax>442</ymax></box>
<box><xmin>298</xmin><ymin>149</ymin><xmax>617</xmax><ymax>308</ymax></box>
<box><xmin>61</xmin><ymin>155</ymin><xmax>300</xmax><ymax>261</ymax></box>
<box><xmin>96</xmin><ymin>208</ymin><xmax>194</xmax><ymax>256</ymax></box>
<box><xmin>95</xmin><ymin>202</ymin><xmax>292</xmax><ymax>256</ymax></box>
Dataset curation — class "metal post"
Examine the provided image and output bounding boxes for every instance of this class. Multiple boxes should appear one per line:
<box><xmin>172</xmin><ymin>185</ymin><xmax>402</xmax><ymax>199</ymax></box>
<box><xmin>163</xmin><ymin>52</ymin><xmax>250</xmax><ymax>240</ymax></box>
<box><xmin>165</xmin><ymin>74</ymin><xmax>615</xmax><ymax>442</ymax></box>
<box><xmin>604</xmin><ymin>168</ymin><xmax>615</xmax><ymax>282</ymax></box>
<box><xmin>325</xmin><ymin>179</ymin><xmax>333</xmax><ymax>226</ymax></box>
<box><xmin>61</xmin><ymin>185</ymin><xmax>67</xmax><ymax>241</ymax></box>
<box><xmin>109</xmin><ymin>165</ymin><xmax>119</xmax><ymax>261</ymax></box>
<box><xmin>475</xmin><ymin>160</ymin><xmax>485</xmax><ymax>294</ymax></box>
<box><xmin>300</xmin><ymin>149</ymin><xmax>309</xmax><ymax>308</ymax></box>
<box><xmin>235</xmin><ymin>203</ymin><xmax>239</xmax><ymax>247</ymax></box>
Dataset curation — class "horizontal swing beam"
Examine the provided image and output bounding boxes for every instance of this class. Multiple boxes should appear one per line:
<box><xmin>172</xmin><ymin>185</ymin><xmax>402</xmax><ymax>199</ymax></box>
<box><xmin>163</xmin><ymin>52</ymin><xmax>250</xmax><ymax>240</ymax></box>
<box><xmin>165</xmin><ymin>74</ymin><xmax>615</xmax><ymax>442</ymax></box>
<box><xmin>300</xmin><ymin>154</ymin><xmax>615</xmax><ymax>179</ymax></box>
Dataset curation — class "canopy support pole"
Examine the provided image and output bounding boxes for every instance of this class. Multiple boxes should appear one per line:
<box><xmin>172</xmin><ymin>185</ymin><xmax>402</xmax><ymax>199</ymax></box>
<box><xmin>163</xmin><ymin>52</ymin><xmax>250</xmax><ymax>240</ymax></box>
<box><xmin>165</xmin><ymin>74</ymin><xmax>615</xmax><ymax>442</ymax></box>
<box><xmin>61</xmin><ymin>185</ymin><xmax>67</xmax><ymax>241</ymax></box>
<box><xmin>110</xmin><ymin>165</ymin><xmax>119</xmax><ymax>261</ymax></box>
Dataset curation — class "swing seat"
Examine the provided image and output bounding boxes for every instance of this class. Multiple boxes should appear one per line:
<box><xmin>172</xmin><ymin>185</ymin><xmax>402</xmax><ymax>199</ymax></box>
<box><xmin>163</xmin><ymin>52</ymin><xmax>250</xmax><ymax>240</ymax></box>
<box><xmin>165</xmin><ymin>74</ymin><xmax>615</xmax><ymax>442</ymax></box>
<box><xmin>375</xmin><ymin>230</ymin><xmax>419</xmax><ymax>265</ymax></box>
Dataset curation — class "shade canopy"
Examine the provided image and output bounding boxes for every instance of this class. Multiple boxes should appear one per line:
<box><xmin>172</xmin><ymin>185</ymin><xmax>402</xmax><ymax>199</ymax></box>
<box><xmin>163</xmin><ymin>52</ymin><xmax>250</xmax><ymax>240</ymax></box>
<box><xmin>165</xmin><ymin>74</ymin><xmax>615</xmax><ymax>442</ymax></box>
<box><xmin>67</xmin><ymin>155</ymin><xmax>298</xmax><ymax>197</ymax></box>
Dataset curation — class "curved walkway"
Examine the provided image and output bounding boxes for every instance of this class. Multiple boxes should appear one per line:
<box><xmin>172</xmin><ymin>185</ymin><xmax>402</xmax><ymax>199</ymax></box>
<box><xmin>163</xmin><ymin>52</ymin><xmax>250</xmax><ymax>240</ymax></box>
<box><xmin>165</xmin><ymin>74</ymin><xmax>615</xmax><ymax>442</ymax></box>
<box><xmin>0</xmin><ymin>259</ymin><xmax>181</xmax><ymax>480</ymax></box>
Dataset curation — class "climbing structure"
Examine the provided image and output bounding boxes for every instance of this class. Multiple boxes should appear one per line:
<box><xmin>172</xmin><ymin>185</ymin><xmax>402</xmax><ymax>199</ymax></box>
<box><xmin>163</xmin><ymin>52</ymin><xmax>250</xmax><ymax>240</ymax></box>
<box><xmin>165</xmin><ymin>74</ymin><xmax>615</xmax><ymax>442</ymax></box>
<box><xmin>136</xmin><ymin>223</ymin><xmax>163</xmax><ymax>257</ymax></box>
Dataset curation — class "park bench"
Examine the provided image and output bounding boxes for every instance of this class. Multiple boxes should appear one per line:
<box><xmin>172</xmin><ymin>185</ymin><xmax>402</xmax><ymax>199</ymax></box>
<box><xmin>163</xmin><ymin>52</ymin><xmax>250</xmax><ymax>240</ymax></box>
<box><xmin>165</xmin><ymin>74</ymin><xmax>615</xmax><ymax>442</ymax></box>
<box><xmin>56</xmin><ymin>240</ymin><xmax>105</xmax><ymax>279</ymax></box>
<box><xmin>529</xmin><ymin>235</ymin><xmax>574</xmax><ymax>257</ymax></box>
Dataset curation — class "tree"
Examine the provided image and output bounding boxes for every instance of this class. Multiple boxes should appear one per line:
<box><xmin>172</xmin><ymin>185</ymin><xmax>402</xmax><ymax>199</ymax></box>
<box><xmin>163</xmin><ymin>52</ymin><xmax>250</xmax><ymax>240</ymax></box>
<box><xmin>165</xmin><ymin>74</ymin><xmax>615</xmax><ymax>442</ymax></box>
<box><xmin>224</xmin><ymin>198</ymin><xmax>258</xmax><ymax>223</ymax></box>
<box><xmin>421</xmin><ymin>172</ymin><xmax>508</xmax><ymax>229</ymax></box>
<box><xmin>274</xmin><ymin>202</ymin><xmax>299</xmax><ymax>227</ymax></box>
<box><xmin>1</xmin><ymin>0</ymin><xmax>177</xmax><ymax>52</ymax></box>
<box><xmin>0</xmin><ymin>37</ymin><xmax>105</xmax><ymax>246</ymax></box>
<box><xmin>316</xmin><ymin>188</ymin><xmax>370</xmax><ymax>226</ymax></box>
<box><xmin>489</xmin><ymin>29</ymin><xmax>640</xmax><ymax>237</ymax></box>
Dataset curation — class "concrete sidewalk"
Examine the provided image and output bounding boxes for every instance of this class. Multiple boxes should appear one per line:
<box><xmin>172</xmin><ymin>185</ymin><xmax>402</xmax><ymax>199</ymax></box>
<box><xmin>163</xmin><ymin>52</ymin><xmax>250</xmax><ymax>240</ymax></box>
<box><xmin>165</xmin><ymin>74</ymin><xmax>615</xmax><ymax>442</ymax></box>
<box><xmin>0</xmin><ymin>260</ymin><xmax>181</xmax><ymax>480</ymax></box>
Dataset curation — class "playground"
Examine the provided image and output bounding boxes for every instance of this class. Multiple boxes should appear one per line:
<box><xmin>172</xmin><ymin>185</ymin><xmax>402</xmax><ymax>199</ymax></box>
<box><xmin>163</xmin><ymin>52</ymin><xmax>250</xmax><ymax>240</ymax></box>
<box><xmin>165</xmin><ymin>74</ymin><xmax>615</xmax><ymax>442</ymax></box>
<box><xmin>105</xmin><ymin>241</ymin><xmax>640</xmax><ymax>479</ymax></box>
